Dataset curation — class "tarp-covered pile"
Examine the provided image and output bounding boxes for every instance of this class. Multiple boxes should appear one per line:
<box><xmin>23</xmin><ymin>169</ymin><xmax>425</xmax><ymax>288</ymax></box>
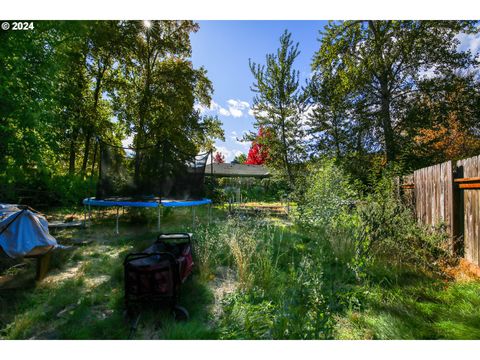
<box><xmin>0</xmin><ymin>204</ymin><xmax>61</xmax><ymax>258</ymax></box>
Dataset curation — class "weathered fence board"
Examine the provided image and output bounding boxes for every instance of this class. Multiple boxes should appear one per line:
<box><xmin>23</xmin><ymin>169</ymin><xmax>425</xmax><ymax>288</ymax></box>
<box><xmin>401</xmin><ymin>155</ymin><xmax>480</xmax><ymax>266</ymax></box>
<box><xmin>457</xmin><ymin>155</ymin><xmax>480</xmax><ymax>266</ymax></box>
<box><xmin>412</xmin><ymin>161</ymin><xmax>455</xmax><ymax>251</ymax></box>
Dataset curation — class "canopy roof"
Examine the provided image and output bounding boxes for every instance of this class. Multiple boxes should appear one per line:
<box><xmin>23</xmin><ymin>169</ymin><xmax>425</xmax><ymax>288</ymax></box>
<box><xmin>206</xmin><ymin>163</ymin><xmax>270</xmax><ymax>178</ymax></box>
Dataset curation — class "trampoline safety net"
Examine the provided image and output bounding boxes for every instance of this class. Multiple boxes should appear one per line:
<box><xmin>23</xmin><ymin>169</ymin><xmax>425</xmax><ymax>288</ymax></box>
<box><xmin>95</xmin><ymin>140</ymin><xmax>211</xmax><ymax>201</ymax></box>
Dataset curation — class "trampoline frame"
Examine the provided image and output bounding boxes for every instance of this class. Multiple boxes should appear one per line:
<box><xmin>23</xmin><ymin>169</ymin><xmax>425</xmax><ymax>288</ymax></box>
<box><xmin>82</xmin><ymin>197</ymin><xmax>212</xmax><ymax>234</ymax></box>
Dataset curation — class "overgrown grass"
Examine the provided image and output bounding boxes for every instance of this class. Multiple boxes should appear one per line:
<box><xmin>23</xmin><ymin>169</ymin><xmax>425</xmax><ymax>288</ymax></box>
<box><xmin>0</xmin><ymin>206</ymin><xmax>219</xmax><ymax>340</ymax></box>
<box><xmin>334</xmin><ymin>264</ymin><xmax>480</xmax><ymax>339</ymax></box>
<box><xmin>2</xmin><ymin>176</ymin><xmax>480</xmax><ymax>339</ymax></box>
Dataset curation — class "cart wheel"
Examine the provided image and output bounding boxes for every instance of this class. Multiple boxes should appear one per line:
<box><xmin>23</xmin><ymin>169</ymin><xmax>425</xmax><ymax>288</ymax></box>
<box><xmin>172</xmin><ymin>305</ymin><xmax>189</xmax><ymax>321</ymax></box>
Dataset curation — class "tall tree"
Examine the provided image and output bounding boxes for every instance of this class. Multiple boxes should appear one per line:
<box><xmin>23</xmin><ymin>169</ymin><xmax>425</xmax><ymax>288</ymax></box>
<box><xmin>112</xmin><ymin>21</ymin><xmax>222</xmax><ymax>183</ymax></box>
<box><xmin>312</xmin><ymin>21</ymin><xmax>478</xmax><ymax>163</ymax></box>
<box><xmin>402</xmin><ymin>71</ymin><xmax>480</xmax><ymax>168</ymax></box>
<box><xmin>249</xmin><ymin>30</ymin><xmax>307</xmax><ymax>187</ymax></box>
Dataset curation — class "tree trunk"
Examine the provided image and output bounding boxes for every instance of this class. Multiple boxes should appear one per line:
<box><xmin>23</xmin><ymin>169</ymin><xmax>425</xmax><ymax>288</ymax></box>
<box><xmin>81</xmin><ymin>63</ymin><xmax>106</xmax><ymax>176</ymax></box>
<box><xmin>90</xmin><ymin>140</ymin><xmax>98</xmax><ymax>177</ymax></box>
<box><xmin>333</xmin><ymin>113</ymin><xmax>341</xmax><ymax>158</ymax></box>
<box><xmin>135</xmin><ymin>38</ymin><xmax>153</xmax><ymax>186</ymax></box>
<box><xmin>81</xmin><ymin>134</ymin><xmax>91</xmax><ymax>176</ymax></box>
<box><xmin>380</xmin><ymin>80</ymin><xmax>396</xmax><ymax>162</ymax></box>
<box><xmin>280</xmin><ymin>117</ymin><xmax>293</xmax><ymax>188</ymax></box>
<box><xmin>369</xmin><ymin>21</ymin><xmax>396</xmax><ymax>163</ymax></box>
<box><xmin>68</xmin><ymin>129</ymin><xmax>79</xmax><ymax>175</ymax></box>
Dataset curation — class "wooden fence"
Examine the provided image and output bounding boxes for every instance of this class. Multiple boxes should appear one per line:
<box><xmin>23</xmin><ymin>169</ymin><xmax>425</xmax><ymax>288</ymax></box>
<box><xmin>400</xmin><ymin>155</ymin><xmax>480</xmax><ymax>266</ymax></box>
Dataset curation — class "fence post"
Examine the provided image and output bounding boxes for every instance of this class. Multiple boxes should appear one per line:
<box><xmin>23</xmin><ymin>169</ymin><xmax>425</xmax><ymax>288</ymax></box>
<box><xmin>453</xmin><ymin>162</ymin><xmax>465</xmax><ymax>258</ymax></box>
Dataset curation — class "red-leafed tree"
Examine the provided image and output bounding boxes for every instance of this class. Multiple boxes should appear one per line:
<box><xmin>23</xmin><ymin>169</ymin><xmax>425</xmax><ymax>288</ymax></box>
<box><xmin>245</xmin><ymin>127</ymin><xmax>269</xmax><ymax>165</ymax></box>
<box><xmin>213</xmin><ymin>151</ymin><xmax>225</xmax><ymax>163</ymax></box>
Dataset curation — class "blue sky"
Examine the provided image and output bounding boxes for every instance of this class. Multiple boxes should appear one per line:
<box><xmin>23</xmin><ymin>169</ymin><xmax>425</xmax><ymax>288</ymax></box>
<box><xmin>190</xmin><ymin>20</ymin><xmax>328</xmax><ymax>161</ymax></box>
<box><xmin>189</xmin><ymin>20</ymin><xmax>480</xmax><ymax>162</ymax></box>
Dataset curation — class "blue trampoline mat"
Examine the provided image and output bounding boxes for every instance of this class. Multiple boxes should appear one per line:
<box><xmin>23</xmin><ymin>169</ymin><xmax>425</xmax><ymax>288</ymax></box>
<box><xmin>83</xmin><ymin>197</ymin><xmax>211</xmax><ymax>208</ymax></box>
<box><xmin>161</xmin><ymin>198</ymin><xmax>212</xmax><ymax>207</ymax></box>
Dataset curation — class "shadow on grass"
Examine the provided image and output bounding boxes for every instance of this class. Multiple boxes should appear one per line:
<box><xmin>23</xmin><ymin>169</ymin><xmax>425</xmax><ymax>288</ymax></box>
<box><xmin>335</xmin><ymin>263</ymin><xmax>480</xmax><ymax>339</ymax></box>
<box><xmin>0</xmin><ymin>215</ymin><xmax>218</xmax><ymax>339</ymax></box>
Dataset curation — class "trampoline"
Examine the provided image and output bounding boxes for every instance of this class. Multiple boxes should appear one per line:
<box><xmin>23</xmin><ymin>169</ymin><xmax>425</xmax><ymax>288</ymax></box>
<box><xmin>82</xmin><ymin>197</ymin><xmax>212</xmax><ymax>234</ymax></box>
<box><xmin>82</xmin><ymin>138</ymin><xmax>213</xmax><ymax>234</ymax></box>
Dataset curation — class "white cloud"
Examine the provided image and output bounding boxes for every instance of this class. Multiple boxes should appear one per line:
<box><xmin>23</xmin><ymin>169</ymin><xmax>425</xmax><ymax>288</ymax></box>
<box><xmin>212</xmin><ymin>141</ymin><xmax>250</xmax><ymax>163</ymax></box>
<box><xmin>236</xmin><ymin>139</ymin><xmax>251</xmax><ymax>149</ymax></box>
<box><xmin>195</xmin><ymin>99</ymin><xmax>256</xmax><ymax>118</ymax></box>
<box><xmin>230</xmin><ymin>130</ymin><xmax>251</xmax><ymax>149</ymax></box>
<box><xmin>195</xmin><ymin>100</ymin><xmax>231</xmax><ymax>116</ymax></box>
<box><xmin>249</xmin><ymin>106</ymin><xmax>269</xmax><ymax>118</ymax></box>
<box><xmin>194</xmin><ymin>103</ymin><xmax>205</xmax><ymax>113</ymax></box>
<box><xmin>219</xmin><ymin>107</ymin><xmax>231</xmax><ymax>116</ymax></box>
<box><xmin>213</xmin><ymin>145</ymin><xmax>235</xmax><ymax>162</ymax></box>
<box><xmin>419</xmin><ymin>66</ymin><xmax>437</xmax><ymax>80</ymax></box>
<box><xmin>457</xmin><ymin>32</ymin><xmax>480</xmax><ymax>56</ymax></box>
<box><xmin>226</xmin><ymin>99</ymin><xmax>250</xmax><ymax>118</ymax></box>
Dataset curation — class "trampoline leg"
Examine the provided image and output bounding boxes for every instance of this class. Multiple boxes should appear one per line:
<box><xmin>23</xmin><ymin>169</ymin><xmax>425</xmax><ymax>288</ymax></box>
<box><xmin>115</xmin><ymin>207</ymin><xmax>120</xmax><ymax>235</ymax></box>
<box><xmin>192</xmin><ymin>207</ymin><xmax>196</xmax><ymax>231</ymax></box>
<box><xmin>88</xmin><ymin>204</ymin><xmax>92</xmax><ymax>223</ymax></box>
<box><xmin>83</xmin><ymin>204</ymin><xmax>86</xmax><ymax>227</ymax></box>
<box><xmin>157</xmin><ymin>205</ymin><xmax>161</xmax><ymax>232</ymax></box>
<box><xmin>208</xmin><ymin>203</ymin><xmax>212</xmax><ymax>226</ymax></box>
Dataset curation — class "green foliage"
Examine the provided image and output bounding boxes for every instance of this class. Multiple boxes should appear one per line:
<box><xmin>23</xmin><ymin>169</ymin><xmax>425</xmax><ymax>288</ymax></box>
<box><xmin>0</xmin><ymin>21</ymin><xmax>223</xmax><ymax>206</ymax></box>
<box><xmin>249</xmin><ymin>30</ymin><xmax>308</xmax><ymax>188</ymax></box>
<box><xmin>356</xmin><ymin>170</ymin><xmax>451</xmax><ymax>273</ymax></box>
<box><xmin>195</xmin><ymin>217</ymin><xmax>351</xmax><ymax>339</ymax></box>
<box><xmin>296</xmin><ymin>158</ymin><xmax>359</xmax><ymax>228</ymax></box>
<box><xmin>310</xmin><ymin>20</ymin><xmax>479</xmax><ymax>164</ymax></box>
<box><xmin>1</xmin><ymin>202</ymin><xmax>478</xmax><ymax>340</ymax></box>
<box><xmin>232</xmin><ymin>153</ymin><xmax>247</xmax><ymax>164</ymax></box>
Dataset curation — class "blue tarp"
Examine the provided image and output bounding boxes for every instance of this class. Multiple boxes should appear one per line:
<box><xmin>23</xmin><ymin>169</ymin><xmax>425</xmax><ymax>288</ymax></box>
<box><xmin>0</xmin><ymin>205</ymin><xmax>60</xmax><ymax>258</ymax></box>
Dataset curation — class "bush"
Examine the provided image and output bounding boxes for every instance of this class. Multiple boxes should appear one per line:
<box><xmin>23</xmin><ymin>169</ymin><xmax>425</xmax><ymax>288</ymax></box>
<box><xmin>356</xmin><ymin>171</ymin><xmax>451</xmax><ymax>273</ymax></box>
<box><xmin>0</xmin><ymin>170</ymin><xmax>94</xmax><ymax>207</ymax></box>
<box><xmin>296</xmin><ymin>158</ymin><xmax>359</xmax><ymax>229</ymax></box>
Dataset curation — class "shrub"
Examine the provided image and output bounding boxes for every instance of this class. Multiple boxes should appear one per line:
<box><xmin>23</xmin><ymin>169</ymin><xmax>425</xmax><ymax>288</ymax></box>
<box><xmin>355</xmin><ymin>172</ymin><xmax>451</xmax><ymax>273</ymax></box>
<box><xmin>296</xmin><ymin>158</ymin><xmax>359</xmax><ymax>229</ymax></box>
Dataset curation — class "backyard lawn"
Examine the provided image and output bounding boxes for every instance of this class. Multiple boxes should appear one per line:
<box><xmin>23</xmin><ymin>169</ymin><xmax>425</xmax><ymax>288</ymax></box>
<box><xmin>1</xmin><ymin>204</ymin><xmax>480</xmax><ymax>340</ymax></box>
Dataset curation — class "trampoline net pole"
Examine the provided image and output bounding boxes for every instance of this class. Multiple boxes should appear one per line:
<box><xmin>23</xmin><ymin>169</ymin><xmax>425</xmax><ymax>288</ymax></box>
<box><xmin>116</xmin><ymin>207</ymin><xmax>120</xmax><ymax>235</ymax></box>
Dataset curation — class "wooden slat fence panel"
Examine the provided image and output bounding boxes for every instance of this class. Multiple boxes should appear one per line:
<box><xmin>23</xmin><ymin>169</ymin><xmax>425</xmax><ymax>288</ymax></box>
<box><xmin>401</xmin><ymin>155</ymin><xmax>480</xmax><ymax>266</ymax></box>
<box><xmin>457</xmin><ymin>155</ymin><xmax>480</xmax><ymax>266</ymax></box>
<box><xmin>413</xmin><ymin>161</ymin><xmax>455</xmax><ymax>252</ymax></box>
